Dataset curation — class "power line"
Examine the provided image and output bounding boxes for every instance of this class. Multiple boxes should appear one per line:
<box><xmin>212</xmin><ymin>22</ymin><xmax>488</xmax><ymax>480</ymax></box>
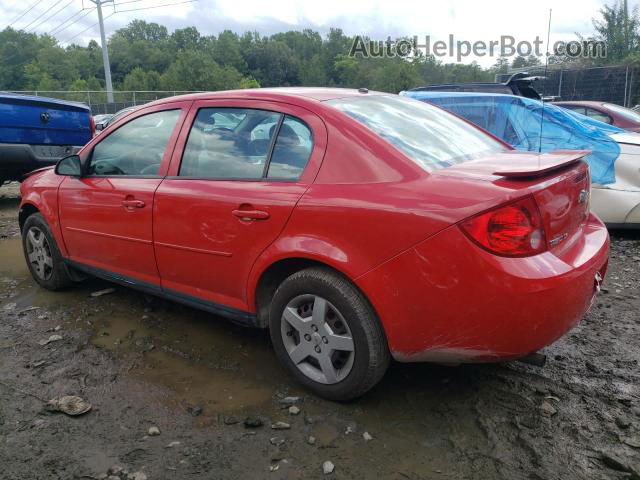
<box><xmin>28</xmin><ymin>0</ymin><xmax>75</xmax><ymax>32</ymax></box>
<box><xmin>50</xmin><ymin>7</ymin><xmax>95</xmax><ymax>36</ymax></box>
<box><xmin>113</xmin><ymin>0</ymin><xmax>145</xmax><ymax>5</ymax></box>
<box><xmin>7</xmin><ymin>0</ymin><xmax>42</xmax><ymax>28</ymax></box>
<box><xmin>114</xmin><ymin>0</ymin><xmax>198</xmax><ymax>14</ymax></box>
<box><xmin>21</xmin><ymin>0</ymin><xmax>65</xmax><ymax>31</ymax></box>
<box><xmin>61</xmin><ymin>11</ymin><xmax>114</xmax><ymax>43</ymax></box>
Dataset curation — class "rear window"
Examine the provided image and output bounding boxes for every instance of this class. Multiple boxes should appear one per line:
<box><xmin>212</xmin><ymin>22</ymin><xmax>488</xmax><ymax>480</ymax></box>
<box><xmin>326</xmin><ymin>95</ymin><xmax>508</xmax><ymax>172</ymax></box>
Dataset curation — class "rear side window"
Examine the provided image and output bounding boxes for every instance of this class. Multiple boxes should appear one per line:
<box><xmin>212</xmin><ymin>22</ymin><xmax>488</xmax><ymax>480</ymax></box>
<box><xmin>88</xmin><ymin>109</ymin><xmax>180</xmax><ymax>176</ymax></box>
<box><xmin>585</xmin><ymin>108</ymin><xmax>612</xmax><ymax>124</ymax></box>
<box><xmin>267</xmin><ymin>116</ymin><xmax>313</xmax><ymax>180</ymax></box>
<box><xmin>179</xmin><ymin>108</ymin><xmax>313</xmax><ymax>180</ymax></box>
<box><xmin>327</xmin><ymin>95</ymin><xmax>508</xmax><ymax>172</ymax></box>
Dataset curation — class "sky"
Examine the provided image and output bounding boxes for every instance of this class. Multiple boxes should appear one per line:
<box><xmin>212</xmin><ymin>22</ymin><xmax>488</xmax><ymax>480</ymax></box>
<box><xmin>1</xmin><ymin>0</ymin><xmax>636</xmax><ymax>66</ymax></box>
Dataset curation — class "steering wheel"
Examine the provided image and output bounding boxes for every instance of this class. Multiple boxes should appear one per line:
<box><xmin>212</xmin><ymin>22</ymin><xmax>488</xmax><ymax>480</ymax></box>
<box><xmin>211</xmin><ymin>127</ymin><xmax>234</xmax><ymax>134</ymax></box>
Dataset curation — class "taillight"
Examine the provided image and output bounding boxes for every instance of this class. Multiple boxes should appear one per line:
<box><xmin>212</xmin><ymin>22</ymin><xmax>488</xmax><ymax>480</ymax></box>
<box><xmin>460</xmin><ymin>196</ymin><xmax>546</xmax><ymax>257</ymax></box>
<box><xmin>89</xmin><ymin>115</ymin><xmax>96</xmax><ymax>137</ymax></box>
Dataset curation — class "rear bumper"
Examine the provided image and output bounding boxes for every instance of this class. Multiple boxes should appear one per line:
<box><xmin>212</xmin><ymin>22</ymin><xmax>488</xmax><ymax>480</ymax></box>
<box><xmin>357</xmin><ymin>213</ymin><xmax>610</xmax><ymax>364</ymax></box>
<box><xmin>0</xmin><ymin>143</ymin><xmax>82</xmax><ymax>181</ymax></box>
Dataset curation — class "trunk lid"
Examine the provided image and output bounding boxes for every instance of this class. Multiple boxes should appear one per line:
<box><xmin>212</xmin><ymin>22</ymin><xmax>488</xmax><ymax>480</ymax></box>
<box><xmin>437</xmin><ymin>150</ymin><xmax>592</xmax><ymax>254</ymax></box>
<box><xmin>0</xmin><ymin>93</ymin><xmax>92</xmax><ymax>146</ymax></box>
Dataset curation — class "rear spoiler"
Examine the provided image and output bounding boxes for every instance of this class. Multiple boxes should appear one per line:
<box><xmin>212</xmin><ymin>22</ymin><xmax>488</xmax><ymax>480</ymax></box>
<box><xmin>493</xmin><ymin>150</ymin><xmax>591</xmax><ymax>178</ymax></box>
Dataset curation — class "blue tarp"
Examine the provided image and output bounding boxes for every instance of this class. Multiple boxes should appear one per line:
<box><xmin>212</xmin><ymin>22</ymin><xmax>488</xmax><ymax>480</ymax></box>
<box><xmin>401</xmin><ymin>91</ymin><xmax>623</xmax><ymax>184</ymax></box>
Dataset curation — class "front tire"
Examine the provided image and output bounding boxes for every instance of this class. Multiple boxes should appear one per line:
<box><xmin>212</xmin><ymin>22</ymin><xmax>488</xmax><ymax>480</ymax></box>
<box><xmin>269</xmin><ymin>267</ymin><xmax>389</xmax><ymax>401</ymax></box>
<box><xmin>22</xmin><ymin>213</ymin><xmax>73</xmax><ymax>291</ymax></box>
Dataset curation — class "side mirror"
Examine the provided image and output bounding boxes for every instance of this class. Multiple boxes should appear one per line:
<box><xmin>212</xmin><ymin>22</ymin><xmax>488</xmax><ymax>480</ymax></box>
<box><xmin>95</xmin><ymin>123</ymin><xmax>104</xmax><ymax>131</ymax></box>
<box><xmin>55</xmin><ymin>155</ymin><xmax>82</xmax><ymax>177</ymax></box>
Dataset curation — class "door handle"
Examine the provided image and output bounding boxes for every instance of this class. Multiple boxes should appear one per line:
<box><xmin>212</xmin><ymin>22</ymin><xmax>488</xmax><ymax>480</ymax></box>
<box><xmin>232</xmin><ymin>209</ymin><xmax>270</xmax><ymax>221</ymax></box>
<box><xmin>122</xmin><ymin>199</ymin><xmax>145</xmax><ymax>209</ymax></box>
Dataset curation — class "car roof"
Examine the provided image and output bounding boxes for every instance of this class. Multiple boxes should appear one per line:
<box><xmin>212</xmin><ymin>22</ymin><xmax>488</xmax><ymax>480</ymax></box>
<box><xmin>146</xmin><ymin>87</ymin><xmax>387</xmax><ymax>107</ymax></box>
<box><xmin>552</xmin><ymin>100</ymin><xmax>607</xmax><ymax>108</ymax></box>
<box><xmin>402</xmin><ymin>91</ymin><xmax>520</xmax><ymax>100</ymax></box>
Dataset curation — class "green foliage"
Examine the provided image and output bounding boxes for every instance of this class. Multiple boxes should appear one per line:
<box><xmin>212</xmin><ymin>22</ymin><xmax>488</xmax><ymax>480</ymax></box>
<box><xmin>593</xmin><ymin>0</ymin><xmax>640</xmax><ymax>63</ymax></box>
<box><xmin>0</xmin><ymin>4</ymin><xmax>637</xmax><ymax>95</ymax></box>
<box><xmin>511</xmin><ymin>55</ymin><xmax>542</xmax><ymax>69</ymax></box>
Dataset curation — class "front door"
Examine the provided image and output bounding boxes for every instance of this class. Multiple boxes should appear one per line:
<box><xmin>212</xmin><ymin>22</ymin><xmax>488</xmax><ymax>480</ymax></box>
<box><xmin>58</xmin><ymin>104</ymin><xmax>188</xmax><ymax>286</ymax></box>
<box><xmin>153</xmin><ymin>100</ymin><xmax>326</xmax><ymax>312</ymax></box>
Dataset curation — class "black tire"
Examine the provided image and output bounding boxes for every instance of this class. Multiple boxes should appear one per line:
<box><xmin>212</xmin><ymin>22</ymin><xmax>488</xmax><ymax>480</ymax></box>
<box><xmin>269</xmin><ymin>267</ymin><xmax>390</xmax><ymax>401</ymax></box>
<box><xmin>22</xmin><ymin>213</ymin><xmax>74</xmax><ymax>291</ymax></box>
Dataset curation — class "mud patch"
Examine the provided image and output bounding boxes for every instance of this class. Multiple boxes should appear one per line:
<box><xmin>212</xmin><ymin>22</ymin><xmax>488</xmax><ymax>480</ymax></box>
<box><xmin>1</xmin><ymin>182</ymin><xmax>639</xmax><ymax>479</ymax></box>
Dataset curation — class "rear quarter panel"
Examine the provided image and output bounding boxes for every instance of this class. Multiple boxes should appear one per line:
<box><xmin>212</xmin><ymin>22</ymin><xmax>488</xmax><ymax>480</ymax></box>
<box><xmin>246</xmin><ymin>105</ymin><xmax>545</xmax><ymax>310</ymax></box>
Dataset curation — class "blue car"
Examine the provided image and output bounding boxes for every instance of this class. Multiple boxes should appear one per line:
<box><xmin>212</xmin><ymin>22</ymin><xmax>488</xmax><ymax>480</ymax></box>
<box><xmin>0</xmin><ymin>93</ymin><xmax>93</xmax><ymax>185</ymax></box>
<box><xmin>401</xmin><ymin>91</ymin><xmax>640</xmax><ymax>227</ymax></box>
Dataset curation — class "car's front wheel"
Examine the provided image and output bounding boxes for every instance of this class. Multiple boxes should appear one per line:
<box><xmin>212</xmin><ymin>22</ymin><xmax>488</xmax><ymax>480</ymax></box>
<box><xmin>22</xmin><ymin>213</ymin><xmax>73</xmax><ymax>291</ymax></box>
<box><xmin>269</xmin><ymin>267</ymin><xmax>389</xmax><ymax>401</ymax></box>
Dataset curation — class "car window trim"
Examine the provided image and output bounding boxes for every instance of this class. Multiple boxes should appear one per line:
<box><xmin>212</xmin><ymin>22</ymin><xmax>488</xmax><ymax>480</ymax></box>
<box><xmin>261</xmin><ymin>114</ymin><xmax>284</xmax><ymax>178</ymax></box>
<box><xmin>164</xmin><ymin>176</ymin><xmax>300</xmax><ymax>183</ymax></box>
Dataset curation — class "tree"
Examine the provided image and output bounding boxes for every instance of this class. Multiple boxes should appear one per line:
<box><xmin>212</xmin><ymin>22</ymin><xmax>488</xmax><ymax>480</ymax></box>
<box><xmin>213</xmin><ymin>30</ymin><xmax>247</xmax><ymax>73</ymax></box>
<box><xmin>0</xmin><ymin>21</ymin><xmax>551</xmax><ymax>95</ymax></box>
<box><xmin>511</xmin><ymin>55</ymin><xmax>542</xmax><ymax>69</ymax></box>
<box><xmin>489</xmin><ymin>56</ymin><xmax>511</xmax><ymax>75</ymax></box>
<box><xmin>122</xmin><ymin>67</ymin><xmax>160</xmax><ymax>91</ymax></box>
<box><xmin>160</xmin><ymin>50</ymin><xmax>245</xmax><ymax>91</ymax></box>
<box><xmin>593</xmin><ymin>0</ymin><xmax>640</xmax><ymax>62</ymax></box>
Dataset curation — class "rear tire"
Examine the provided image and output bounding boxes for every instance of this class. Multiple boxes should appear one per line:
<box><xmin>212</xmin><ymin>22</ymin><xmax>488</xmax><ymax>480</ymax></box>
<box><xmin>269</xmin><ymin>267</ymin><xmax>389</xmax><ymax>401</ymax></box>
<box><xmin>22</xmin><ymin>213</ymin><xmax>73</xmax><ymax>291</ymax></box>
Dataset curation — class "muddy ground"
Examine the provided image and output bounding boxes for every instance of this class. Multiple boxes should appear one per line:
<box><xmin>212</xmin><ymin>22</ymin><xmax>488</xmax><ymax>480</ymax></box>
<box><xmin>0</xmin><ymin>181</ymin><xmax>639</xmax><ymax>480</ymax></box>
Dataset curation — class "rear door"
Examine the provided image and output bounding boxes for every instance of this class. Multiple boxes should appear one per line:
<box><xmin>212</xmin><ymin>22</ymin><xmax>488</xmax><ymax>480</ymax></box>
<box><xmin>58</xmin><ymin>102</ymin><xmax>189</xmax><ymax>286</ymax></box>
<box><xmin>153</xmin><ymin>100</ymin><xmax>327</xmax><ymax>312</ymax></box>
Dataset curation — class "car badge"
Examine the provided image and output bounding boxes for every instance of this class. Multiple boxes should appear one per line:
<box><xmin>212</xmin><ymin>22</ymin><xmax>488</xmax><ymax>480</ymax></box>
<box><xmin>578</xmin><ymin>189</ymin><xmax>588</xmax><ymax>204</ymax></box>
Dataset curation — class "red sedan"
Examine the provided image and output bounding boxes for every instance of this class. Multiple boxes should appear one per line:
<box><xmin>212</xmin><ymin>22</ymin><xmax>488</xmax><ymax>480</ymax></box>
<box><xmin>19</xmin><ymin>88</ymin><xmax>609</xmax><ymax>400</ymax></box>
<box><xmin>553</xmin><ymin>100</ymin><xmax>640</xmax><ymax>132</ymax></box>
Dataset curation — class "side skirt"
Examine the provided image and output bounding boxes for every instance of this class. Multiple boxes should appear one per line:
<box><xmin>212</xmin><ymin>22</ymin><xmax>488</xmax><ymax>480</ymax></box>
<box><xmin>65</xmin><ymin>260</ymin><xmax>261</xmax><ymax>328</ymax></box>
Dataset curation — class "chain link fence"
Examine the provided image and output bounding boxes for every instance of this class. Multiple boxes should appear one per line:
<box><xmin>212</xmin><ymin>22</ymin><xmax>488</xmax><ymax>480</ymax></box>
<box><xmin>6</xmin><ymin>91</ymin><xmax>203</xmax><ymax>114</ymax></box>
<box><xmin>12</xmin><ymin>69</ymin><xmax>640</xmax><ymax>112</ymax></box>
<box><xmin>499</xmin><ymin>65</ymin><xmax>639</xmax><ymax>107</ymax></box>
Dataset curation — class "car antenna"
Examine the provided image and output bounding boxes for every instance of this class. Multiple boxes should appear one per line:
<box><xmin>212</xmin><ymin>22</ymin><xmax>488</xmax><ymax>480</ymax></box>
<box><xmin>538</xmin><ymin>8</ymin><xmax>552</xmax><ymax>154</ymax></box>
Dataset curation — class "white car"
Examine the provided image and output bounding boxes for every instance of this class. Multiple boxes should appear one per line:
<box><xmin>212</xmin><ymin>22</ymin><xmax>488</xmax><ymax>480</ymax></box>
<box><xmin>401</xmin><ymin>91</ymin><xmax>640</xmax><ymax>228</ymax></box>
<box><xmin>592</xmin><ymin>132</ymin><xmax>640</xmax><ymax>228</ymax></box>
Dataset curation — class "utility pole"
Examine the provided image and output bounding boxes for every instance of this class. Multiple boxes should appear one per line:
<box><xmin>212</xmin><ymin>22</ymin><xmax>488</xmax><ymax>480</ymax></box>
<box><xmin>91</xmin><ymin>0</ymin><xmax>114</xmax><ymax>103</ymax></box>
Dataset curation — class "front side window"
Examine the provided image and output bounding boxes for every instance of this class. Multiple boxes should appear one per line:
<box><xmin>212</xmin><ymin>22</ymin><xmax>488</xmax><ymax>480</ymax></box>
<box><xmin>179</xmin><ymin>108</ymin><xmax>313</xmax><ymax>180</ymax></box>
<box><xmin>327</xmin><ymin>95</ymin><xmax>508</xmax><ymax>172</ymax></box>
<box><xmin>87</xmin><ymin>109</ymin><xmax>181</xmax><ymax>176</ymax></box>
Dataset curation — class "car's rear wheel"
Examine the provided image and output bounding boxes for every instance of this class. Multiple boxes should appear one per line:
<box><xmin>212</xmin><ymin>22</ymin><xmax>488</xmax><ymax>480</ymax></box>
<box><xmin>269</xmin><ymin>267</ymin><xmax>389</xmax><ymax>401</ymax></box>
<box><xmin>22</xmin><ymin>213</ymin><xmax>73</xmax><ymax>290</ymax></box>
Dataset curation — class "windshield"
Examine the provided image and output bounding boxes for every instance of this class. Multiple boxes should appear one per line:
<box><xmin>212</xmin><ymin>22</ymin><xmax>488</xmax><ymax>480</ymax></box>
<box><xmin>604</xmin><ymin>103</ymin><xmax>640</xmax><ymax>123</ymax></box>
<box><xmin>326</xmin><ymin>95</ymin><xmax>508</xmax><ymax>172</ymax></box>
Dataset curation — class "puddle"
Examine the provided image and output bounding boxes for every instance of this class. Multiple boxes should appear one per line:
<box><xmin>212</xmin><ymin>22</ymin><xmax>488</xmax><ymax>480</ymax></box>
<box><xmin>0</xmin><ymin>237</ymin><xmax>28</xmax><ymax>278</ymax></box>
<box><xmin>89</xmin><ymin>298</ymin><xmax>285</xmax><ymax>413</ymax></box>
<box><xmin>1</xmin><ymin>234</ymin><xmax>295</xmax><ymax>414</ymax></box>
<box><xmin>0</xmin><ymin>233</ymin><xmax>488</xmax><ymax>452</ymax></box>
